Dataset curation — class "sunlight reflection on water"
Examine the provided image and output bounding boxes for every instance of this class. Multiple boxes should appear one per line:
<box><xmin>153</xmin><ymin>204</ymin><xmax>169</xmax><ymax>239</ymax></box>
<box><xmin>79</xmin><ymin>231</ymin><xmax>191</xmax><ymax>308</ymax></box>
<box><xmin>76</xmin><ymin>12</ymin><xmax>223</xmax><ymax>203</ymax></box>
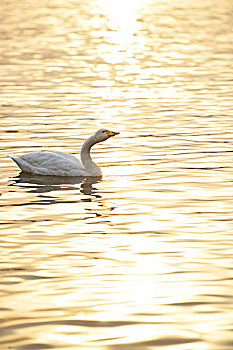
<box><xmin>0</xmin><ymin>0</ymin><xmax>233</xmax><ymax>349</ymax></box>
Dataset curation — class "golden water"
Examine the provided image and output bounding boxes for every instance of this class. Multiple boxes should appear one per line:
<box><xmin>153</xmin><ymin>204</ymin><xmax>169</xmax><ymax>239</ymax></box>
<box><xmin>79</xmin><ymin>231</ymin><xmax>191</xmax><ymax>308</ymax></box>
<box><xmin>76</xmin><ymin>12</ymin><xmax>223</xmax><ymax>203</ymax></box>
<box><xmin>1</xmin><ymin>0</ymin><xmax>233</xmax><ymax>349</ymax></box>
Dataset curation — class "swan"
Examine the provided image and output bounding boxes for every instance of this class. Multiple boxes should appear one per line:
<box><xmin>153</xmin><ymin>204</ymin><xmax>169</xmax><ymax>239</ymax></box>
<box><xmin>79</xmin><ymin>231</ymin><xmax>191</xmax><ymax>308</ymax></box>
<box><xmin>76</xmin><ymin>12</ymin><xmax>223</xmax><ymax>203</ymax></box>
<box><xmin>10</xmin><ymin>128</ymin><xmax>119</xmax><ymax>176</ymax></box>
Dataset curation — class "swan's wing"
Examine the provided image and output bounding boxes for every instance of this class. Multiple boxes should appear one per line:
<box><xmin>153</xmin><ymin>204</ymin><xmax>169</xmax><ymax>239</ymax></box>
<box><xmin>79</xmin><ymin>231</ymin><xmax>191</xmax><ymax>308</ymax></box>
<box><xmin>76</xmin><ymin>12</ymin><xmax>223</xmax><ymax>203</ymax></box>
<box><xmin>11</xmin><ymin>151</ymin><xmax>86</xmax><ymax>176</ymax></box>
<box><xmin>20</xmin><ymin>151</ymin><xmax>84</xmax><ymax>168</ymax></box>
<box><xmin>43</xmin><ymin>151</ymin><xmax>83</xmax><ymax>167</ymax></box>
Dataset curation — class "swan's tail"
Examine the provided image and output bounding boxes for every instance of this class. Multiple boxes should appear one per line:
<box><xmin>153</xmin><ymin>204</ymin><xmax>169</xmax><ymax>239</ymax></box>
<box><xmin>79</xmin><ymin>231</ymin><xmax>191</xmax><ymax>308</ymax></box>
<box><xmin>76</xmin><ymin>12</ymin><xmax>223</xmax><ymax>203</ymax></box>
<box><xmin>9</xmin><ymin>156</ymin><xmax>31</xmax><ymax>173</ymax></box>
<box><xmin>9</xmin><ymin>156</ymin><xmax>21</xmax><ymax>168</ymax></box>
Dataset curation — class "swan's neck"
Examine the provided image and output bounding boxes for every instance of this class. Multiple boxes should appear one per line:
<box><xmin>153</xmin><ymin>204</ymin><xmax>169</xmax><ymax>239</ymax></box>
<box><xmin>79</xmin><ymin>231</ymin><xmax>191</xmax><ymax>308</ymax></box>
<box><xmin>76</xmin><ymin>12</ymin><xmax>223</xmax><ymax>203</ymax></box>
<box><xmin>80</xmin><ymin>135</ymin><xmax>102</xmax><ymax>176</ymax></box>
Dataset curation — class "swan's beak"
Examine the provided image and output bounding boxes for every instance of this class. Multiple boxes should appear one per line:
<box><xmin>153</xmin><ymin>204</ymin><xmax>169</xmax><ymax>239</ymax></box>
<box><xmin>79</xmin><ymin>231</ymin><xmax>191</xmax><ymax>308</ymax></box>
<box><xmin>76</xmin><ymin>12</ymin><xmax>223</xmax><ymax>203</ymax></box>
<box><xmin>106</xmin><ymin>130</ymin><xmax>120</xmax><ymax>137</ymax></box>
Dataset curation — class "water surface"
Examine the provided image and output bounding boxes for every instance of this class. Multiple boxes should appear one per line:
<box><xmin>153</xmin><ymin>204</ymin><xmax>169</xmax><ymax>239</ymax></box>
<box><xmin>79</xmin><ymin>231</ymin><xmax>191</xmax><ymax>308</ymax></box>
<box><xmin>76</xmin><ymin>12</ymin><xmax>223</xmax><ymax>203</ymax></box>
<box><xmin>1</xmin><ymin>0</ymin><xmax>233</xmax><ymax>349</ymax></box>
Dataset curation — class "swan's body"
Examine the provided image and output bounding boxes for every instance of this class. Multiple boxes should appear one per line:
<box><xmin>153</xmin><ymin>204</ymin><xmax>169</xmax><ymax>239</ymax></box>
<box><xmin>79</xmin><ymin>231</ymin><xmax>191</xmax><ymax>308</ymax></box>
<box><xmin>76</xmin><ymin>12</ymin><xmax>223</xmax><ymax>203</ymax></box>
<box><xmin>10</xmin><ymin>129</ymin><xmax>119</xmax><ymax>176</ymax></box>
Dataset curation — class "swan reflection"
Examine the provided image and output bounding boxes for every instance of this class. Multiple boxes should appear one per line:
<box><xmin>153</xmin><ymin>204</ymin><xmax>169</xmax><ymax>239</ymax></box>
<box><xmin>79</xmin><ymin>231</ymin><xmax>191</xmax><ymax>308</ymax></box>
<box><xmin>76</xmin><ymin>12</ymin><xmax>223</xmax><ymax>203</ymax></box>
<box><xmin>9</xmin><ymin>172</ymin><xmax>102</xmax><ymax>198</ymax></box>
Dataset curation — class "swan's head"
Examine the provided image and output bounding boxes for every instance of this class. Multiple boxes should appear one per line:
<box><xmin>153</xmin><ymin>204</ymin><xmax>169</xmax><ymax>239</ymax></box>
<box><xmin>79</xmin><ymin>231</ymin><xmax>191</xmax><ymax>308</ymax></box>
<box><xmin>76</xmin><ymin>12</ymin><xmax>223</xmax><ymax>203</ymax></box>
<box><xmin>94</xmin><ymin>128</ymin><xmax>120</xmax><ymax>143</ymax></box>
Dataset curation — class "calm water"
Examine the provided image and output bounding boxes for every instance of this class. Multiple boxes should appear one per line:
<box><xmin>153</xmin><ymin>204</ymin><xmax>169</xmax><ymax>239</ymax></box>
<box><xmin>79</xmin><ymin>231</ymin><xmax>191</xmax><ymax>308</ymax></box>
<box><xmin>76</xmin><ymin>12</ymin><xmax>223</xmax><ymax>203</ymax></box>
<box><xmin>1</xmin><ymin>0</ymin><xmax>233</xmax><ymax>349</ymax></box>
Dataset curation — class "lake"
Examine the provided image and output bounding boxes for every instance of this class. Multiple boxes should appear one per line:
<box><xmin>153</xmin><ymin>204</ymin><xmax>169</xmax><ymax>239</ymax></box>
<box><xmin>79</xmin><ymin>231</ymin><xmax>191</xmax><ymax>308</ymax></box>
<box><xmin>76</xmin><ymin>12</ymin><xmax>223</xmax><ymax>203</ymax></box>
<box><xmin>1</xmin><ymin>0</ymin><xmax>233</xmax><ymax>349</ymax></box>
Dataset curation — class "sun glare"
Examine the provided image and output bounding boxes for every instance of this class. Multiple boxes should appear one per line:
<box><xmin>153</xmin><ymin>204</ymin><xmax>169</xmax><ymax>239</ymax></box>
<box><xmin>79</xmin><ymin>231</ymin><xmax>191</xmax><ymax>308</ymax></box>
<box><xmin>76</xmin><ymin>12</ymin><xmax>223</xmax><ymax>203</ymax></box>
<box><xmin>96</xmin><ymin>0</ymin><xmax>148</xmax><ymax>64</ymax></box>
<box><xmin>97</xmin><ymin>0</ymin><xmax>145</xmax><ymax>31</ymax></box>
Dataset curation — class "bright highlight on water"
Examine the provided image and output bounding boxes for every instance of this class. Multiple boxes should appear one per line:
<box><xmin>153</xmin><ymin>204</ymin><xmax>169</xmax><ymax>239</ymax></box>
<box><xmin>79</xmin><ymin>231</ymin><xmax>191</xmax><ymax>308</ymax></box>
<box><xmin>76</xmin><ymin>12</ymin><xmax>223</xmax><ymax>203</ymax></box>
<box><xmin>1</xmin><ymin>0</ymin><xmax>233</xmax><ymax>349</ymax></box>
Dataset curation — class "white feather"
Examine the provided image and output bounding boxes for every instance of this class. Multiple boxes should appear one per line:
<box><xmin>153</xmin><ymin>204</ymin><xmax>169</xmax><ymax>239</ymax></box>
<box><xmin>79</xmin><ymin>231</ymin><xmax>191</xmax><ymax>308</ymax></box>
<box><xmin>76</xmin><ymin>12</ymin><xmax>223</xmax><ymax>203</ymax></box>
<box><xmin>10</xmin><ymin>129</ymin><xmax>119</xmax><ymax>176</ymax></box>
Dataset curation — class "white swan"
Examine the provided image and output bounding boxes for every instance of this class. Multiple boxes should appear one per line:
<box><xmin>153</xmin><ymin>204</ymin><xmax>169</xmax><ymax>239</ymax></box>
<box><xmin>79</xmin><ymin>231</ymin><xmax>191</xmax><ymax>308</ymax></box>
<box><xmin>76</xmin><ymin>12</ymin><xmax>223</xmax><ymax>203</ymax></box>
<box><xmin>10</xmin><ymin>128</ymin><xmax>119</xmax><ymax>176</ymax></box>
